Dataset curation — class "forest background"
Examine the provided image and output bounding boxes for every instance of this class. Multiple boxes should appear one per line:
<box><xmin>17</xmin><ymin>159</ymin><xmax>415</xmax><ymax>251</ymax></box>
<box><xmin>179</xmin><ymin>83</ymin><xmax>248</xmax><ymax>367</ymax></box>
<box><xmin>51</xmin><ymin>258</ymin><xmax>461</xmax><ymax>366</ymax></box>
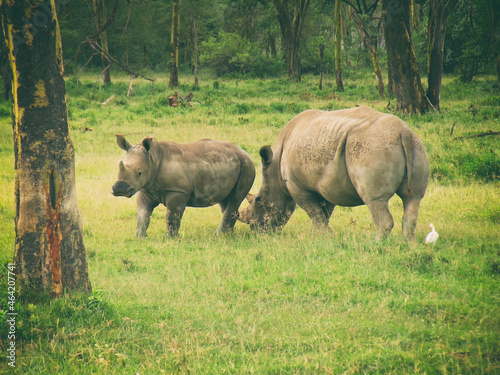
<box><xmin>57</xmin><ymin>0</ymin><xmax>498</xmax><ymax>85</ymax></box>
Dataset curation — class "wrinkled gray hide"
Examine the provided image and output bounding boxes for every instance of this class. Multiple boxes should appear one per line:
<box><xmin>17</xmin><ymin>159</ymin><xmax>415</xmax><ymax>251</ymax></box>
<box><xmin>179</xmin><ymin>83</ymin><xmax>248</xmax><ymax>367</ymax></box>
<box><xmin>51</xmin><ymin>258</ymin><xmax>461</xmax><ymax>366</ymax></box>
<box><xmin>112</xmin><ymin>135</ymin><xmax>255</xmax><ymax>237</ymax></box>
<box><xmin>239</xmin><ymin>107</ymin><xmax>430</xmax><ymax>240</ymax></box>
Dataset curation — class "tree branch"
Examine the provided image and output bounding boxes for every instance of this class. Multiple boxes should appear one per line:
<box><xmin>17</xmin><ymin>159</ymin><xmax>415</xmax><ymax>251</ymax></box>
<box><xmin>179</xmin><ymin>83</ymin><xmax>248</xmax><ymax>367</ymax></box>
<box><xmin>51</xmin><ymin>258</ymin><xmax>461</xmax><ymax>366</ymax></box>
<box><xmin>87</xmin><ymin>39</ymin><xmax>154</xmax><ymax>83</ymax></box>
<box><xmin>64</xmin><ymin>0</ymin><xmax>119</xmax><ymax>67</ymax></box>
<box><xmin>64</xmin><ymin>0</ymin><xmax>155</xmax><ymax>94</ymax></box>
<box><xmin>454</xmin><ymin>130</ymin><xmax>500</xmax><ymax>140</ymax></box>
<box><xmin>90</xmin><ymin>0</ymin><xmax>120</xmax><ymax>41</ymax></box>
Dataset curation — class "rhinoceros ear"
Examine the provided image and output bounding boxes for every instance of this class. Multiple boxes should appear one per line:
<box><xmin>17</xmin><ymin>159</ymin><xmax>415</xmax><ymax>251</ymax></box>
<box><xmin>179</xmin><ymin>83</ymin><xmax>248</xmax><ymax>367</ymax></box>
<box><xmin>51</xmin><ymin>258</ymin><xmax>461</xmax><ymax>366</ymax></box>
<box><xmin>259</xmin><ymin>145</ymin><xmax>273</xmax><ymax>165</ymax></box>
<box><xmin>141</xmin><ymin>137</ymin><xmax>157</xmax><ymax>153</ymax></box>
<box><xmin>116</xmin><ymin>134</ymin><xmax>132</xmax><ymax>151</ymax></box>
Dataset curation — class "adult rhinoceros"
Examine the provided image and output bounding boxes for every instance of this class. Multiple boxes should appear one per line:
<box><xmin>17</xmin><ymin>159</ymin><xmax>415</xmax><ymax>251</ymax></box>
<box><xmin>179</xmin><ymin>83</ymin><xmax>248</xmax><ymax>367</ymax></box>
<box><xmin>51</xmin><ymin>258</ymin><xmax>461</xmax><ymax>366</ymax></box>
<box><xmin>239</xmin><ymin>107</ymin><xmax>430</xmax><ymax>240</ymax></box>
<box><xmin>112</xmin><ymin>135</ymin><xmax>255</xmax><ymax>237</ymax></box>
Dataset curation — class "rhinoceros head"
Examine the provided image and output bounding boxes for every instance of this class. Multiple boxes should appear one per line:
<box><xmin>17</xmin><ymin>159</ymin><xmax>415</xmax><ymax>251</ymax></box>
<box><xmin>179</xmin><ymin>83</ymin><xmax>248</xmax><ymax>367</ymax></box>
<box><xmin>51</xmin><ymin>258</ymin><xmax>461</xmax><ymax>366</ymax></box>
<box><xmin>112</xmin><ymin>134</ymin><xmax>159</xmax><ymax>198</ymax></box>
<box><xmin>238</xmin><ymin>145</ymin><xmax>296</xmax><ymax>231</ymax></box>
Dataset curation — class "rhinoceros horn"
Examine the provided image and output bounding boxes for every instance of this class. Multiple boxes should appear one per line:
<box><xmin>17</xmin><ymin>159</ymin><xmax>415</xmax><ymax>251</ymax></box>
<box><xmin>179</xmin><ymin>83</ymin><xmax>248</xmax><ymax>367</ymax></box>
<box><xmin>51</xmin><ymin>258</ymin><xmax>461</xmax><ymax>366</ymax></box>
<box><xmin>119</xmin><ymin>160</ymin><xmax>126</xmax><ymax>173</ymax></box>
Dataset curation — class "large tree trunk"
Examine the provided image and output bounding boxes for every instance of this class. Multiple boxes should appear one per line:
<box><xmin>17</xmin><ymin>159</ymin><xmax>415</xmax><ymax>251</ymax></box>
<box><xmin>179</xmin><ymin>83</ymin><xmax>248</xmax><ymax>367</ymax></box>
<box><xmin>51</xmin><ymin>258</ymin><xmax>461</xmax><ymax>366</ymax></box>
<box><xmin>273</xmin><ymin>0</ymin><xmax>311</xmax><ymax>81</ymax></box>
<box><xmin>426</xmin><ymin>0</ymin><xmax>458</xmax><ymax>110</ymax></box>
<box><xmin>190</xmin><ymin>9</ymin><xmax>199</xmax><ymax>89</ymax></box>
<box><xmin>487</xmin><ymin>0</ymin><xmax>500</xmax><ymax>86</ymax></box>
<box><xmin>2</xmin><ymin>0</ymin><xmax>91</xmax><ymax>297</ymax></box>
<box><xmin>351</xmin><ymin>10</ymin><xmax>385</xmax><ymax>97</ymax></box>
<box><xmin>335</xmin><ymin>0</ymin><xmax>344</xmax><ymax>91</ymax></box>
<box><xmin>383</xmin><ymin>0</ymin><xmax>428</xmax><ymax>114</ymax></box>
<box><xmin>94</xmin><ymin>0</ymin><xmax>111</xmax><ymax>84</ymax></box>
<box><xmin>169</xmin><ymin>0</ymin><xmax>181</xmax><ymax>87</ymax></box>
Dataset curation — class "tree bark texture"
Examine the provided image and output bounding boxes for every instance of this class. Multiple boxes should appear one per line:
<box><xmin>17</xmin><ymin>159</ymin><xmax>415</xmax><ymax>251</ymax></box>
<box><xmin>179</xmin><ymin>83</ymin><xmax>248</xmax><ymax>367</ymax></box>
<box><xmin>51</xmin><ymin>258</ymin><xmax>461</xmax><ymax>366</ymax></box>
<box><xmin>351</xmin><ymin>10</ymin><xmax>385</xmax><ymax>97</ymax></box>
<box><xmin>426</xmin><ymin>0</ymin><xmax>458</xmax><ymax>110</ymax></box>
<box><xmin>169</xmin><ymin>0</ymin><xmax>181</xmax><ymax>87</ymax></box>
<box><xmin>335</xmin><ymin>0</ymin><xmax>344</xmax><ymax>91</ymax></box>
<box><xmin>383</xmin><ymin>0</ymin><xmax>428</xmax><ymax>114</ymax></box>
<box><xmin>273</xmin><ymin>0</ymin><xmax>311</xmax><ymax>81</ymax></box>
<box><xmin>1</xmin><ymin>0</ymin><xmax>91</xmax><ymax>297</ymax></box>
<box><xmin>93</xmin><ymin>0</ymin><xmax>111</xmax><ymax>84</ymax></box>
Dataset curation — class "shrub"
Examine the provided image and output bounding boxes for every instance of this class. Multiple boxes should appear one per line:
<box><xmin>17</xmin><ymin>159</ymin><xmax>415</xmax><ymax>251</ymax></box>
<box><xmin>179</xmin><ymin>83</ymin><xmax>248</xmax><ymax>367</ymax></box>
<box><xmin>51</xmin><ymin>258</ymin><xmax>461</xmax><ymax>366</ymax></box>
<box><xmin>200</xmin><ymin>32</ymin><xmax>283</xmax><ymax>77</ymax></box>
<box><xmin>458</xmin><ymin>149</ymin><xmax>500</xmax><ymax>181</ymax></box>
<box><xmin>445</xmin><ymin>0</ymin><xmax>493</xmax><ymax>81</ymax></box>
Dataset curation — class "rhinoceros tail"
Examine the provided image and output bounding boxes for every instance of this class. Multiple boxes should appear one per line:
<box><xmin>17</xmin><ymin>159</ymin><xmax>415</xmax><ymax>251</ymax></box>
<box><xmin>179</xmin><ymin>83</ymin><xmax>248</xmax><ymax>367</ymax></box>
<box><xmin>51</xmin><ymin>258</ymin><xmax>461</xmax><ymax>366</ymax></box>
<box><xmin>401</xmin><ymin>132</ymin><xmax>414</xmax><ymax>196</ymax></box>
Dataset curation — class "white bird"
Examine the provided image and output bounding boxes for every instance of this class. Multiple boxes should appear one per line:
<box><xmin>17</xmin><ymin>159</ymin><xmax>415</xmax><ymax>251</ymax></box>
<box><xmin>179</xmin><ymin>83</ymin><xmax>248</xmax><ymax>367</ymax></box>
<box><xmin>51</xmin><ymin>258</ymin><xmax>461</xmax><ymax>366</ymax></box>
<box><xmin>425</xmin><ymin>223</ymin><xmax>439</xmax><ymax>245</ymax></box>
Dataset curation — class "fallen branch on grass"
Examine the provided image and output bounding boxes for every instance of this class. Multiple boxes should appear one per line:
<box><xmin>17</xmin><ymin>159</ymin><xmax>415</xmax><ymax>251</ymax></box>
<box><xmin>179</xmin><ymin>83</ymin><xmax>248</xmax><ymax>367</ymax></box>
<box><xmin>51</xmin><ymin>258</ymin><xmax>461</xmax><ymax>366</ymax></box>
<box><xmin>101</xmin><ymin>95</ymin><xmax>115</xmax><ymax>105</ymax></box>
<box><xmin>450</xmin><ymin>119</ymin><xmax>458</xmax><ymax>137</ymax></box>
<box><xmin>454</xmin><ymin>130</ymin><xmax>500</xmax><ymax>140</ymax></box>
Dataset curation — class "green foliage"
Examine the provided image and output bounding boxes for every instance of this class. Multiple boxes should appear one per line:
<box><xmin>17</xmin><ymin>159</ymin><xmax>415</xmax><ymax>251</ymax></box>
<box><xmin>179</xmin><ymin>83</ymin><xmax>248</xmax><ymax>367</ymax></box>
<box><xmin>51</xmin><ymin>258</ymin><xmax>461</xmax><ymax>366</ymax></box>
<box><xmin>54</xmin><ymin>0</ymin><xmax>500</xmax><ymax>80</ymax></box>
<box><xmin>200</xmin><ymin>32</ymin><xmax>283</xmax><ymax>77</ymax></box>
<box><xmin>429</xmin><ymin>136</ymin><xmax>500</xmax><ymax>182</ymax></box>
<box><xmin>301</xmin><ymin>35</ymin><xmax>336</xmax><ymax>75</ymax></box>
<box><xmin>457</xmin><ymin>148</ymin><xmax>500</xmax><ymax>180</ymax></box>
<box><xmin>457</xmin><ymin>38</ymin><xmax>491</xmax><ymax>83</ymax></box>
<box><xmin>445</xmin><ymin>0</ymin><xmax>499</xmax><ymax>81</ymax></box>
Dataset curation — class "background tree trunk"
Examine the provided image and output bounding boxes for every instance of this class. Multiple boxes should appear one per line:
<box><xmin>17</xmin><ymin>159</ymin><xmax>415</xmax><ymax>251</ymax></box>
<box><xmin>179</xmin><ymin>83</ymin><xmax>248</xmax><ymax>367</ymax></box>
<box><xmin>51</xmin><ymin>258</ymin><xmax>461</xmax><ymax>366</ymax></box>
<box><xmin>273</xmin><ymin>0</ymin><xmax>310</xmax><ymax>81</ymax></box>
<box><xmin>383</xmin><ymin>0</ymin><xmax>428</xmax><ymax>113</ymax></box>
<box><xmin>0</xmin><ymin>24</ymin><xmax>11</xmax><ymax>100</ymax></box>
<box><xmin>387</xmin><ymin>63</ymin><xmax>395</xmax><ymax>95</ymax></box>
<box><xmin>169</xmin><ymin>0</ymin><xmax>181</xmax><ymax>87</ymax></box>
<box><xmin>319</xmin><ymin>44</ymin><xmax>324</xmax><ymax>90</ymax></box>
<box><xmin>191</xmin><ymin>9</ymin><xmax>199</xmax><ymax>88</ymax></box>
<box><xmin>487</xmin><ymin>0</ymin><xmax>500</xmax><ymax>86</ymax></box>
<box><xmin>335</xmin><ymin>0</ymin><xmax>344</xmax><ymax>91</ymax></box>
<box><xmin>2</xmin><ymin>0</ymin><xmax>91</xmax><ymax>297</ymax></box>
<box><xmin>93</xmin><ymin>0</ymin><xmax>111</xmax><ymax>84</ymax></box>
<box><xmin>426</xmin><ymin>0</ymin><xmax>458</xmax><ymax>110</ymax></box>
<box><xmin>351</xmin><ymin>10</ymin><xmax>385</xmax><ymax>97</ymax></box>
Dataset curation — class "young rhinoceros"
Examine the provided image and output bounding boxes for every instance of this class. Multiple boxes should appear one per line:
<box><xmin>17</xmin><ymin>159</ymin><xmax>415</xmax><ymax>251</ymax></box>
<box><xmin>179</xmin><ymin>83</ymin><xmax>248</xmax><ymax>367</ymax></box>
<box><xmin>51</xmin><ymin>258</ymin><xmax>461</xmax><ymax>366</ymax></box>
<box><xmin>112</xmin><ymin>135</ymin><xmax>255</xmax><ymax>237</ymax></box>
<box><xmin>238</xmin><ymin>107</ymin><xmax>430</xmax><ymax>241</ymax></box>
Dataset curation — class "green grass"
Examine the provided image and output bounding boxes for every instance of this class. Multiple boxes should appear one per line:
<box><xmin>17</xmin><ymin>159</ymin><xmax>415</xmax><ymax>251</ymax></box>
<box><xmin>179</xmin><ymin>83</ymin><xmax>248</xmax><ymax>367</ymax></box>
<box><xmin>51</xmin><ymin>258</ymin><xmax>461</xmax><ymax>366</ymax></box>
<box><xmin>1</xmin><ymin>71</ymin><xmax>499</xmax><ymax>374</ymax></box>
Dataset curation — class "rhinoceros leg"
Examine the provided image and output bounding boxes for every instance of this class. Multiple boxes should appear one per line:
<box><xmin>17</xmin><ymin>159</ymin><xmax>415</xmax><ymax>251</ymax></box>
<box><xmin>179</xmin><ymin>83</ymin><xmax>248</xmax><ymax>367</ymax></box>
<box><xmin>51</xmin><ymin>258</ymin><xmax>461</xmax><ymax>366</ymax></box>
<box><xmin>288</xmin><ymin>184</ymin><xmax>332</xmax><ymax>229</ymax></box>
<box><xmin>164</xmin><ymin>192</ymin><xmax>188</xmax><ymax>237</ymax></box>
<box><xmin>215</xmin><ymin>199</ymin><xmax>239</xmax><ymax>235</ymax></box>
<box><xmin>365</xmin><ymin>200</ymin><xmax>394</xmax><ymax>240</ymax></box>
<box><xmin>215</xmin><ymin>165</ymin><xmax>255</xmax><ymax>235</ymax></box>
<box><xmin>136</xmin><ymin>191</ymin><xmax>159</xmax><ymax>238</ymax></box>
<box><xmin>320</xmin><ymin>199</ymin><xmax>335</xmax><ymax>221</ymax></box>
<box><xmin>400</xmin><ymin>196</ymin><xmax>421</xmax><ymax>241</ymax></box>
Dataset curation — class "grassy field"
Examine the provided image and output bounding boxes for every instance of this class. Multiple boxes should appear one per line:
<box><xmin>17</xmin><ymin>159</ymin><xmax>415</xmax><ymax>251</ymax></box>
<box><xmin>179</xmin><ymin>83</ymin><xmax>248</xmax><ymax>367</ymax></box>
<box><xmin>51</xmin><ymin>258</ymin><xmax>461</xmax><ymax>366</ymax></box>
<box><xmin>1</xmin><ymin>71</ymin><xmax>499</xmax><ymax>374</ymax></box>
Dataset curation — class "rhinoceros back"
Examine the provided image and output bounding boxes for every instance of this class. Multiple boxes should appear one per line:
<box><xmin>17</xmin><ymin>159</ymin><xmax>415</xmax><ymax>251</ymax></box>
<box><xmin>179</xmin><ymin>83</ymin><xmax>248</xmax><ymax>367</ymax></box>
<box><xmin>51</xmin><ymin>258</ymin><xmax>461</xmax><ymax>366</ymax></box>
<box><xmin>276</xmin><ymin>107</ymin><xmax>428</xmax><ymax>206</ymax></box>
